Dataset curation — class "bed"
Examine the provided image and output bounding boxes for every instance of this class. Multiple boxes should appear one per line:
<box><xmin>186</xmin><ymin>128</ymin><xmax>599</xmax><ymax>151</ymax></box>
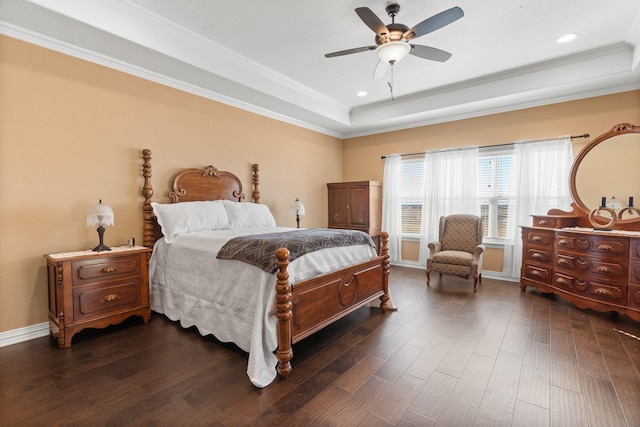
<box><xmin>140</xmin><ymin>149</ymin><xmax>390</xmax><ymax>387</ymax></box>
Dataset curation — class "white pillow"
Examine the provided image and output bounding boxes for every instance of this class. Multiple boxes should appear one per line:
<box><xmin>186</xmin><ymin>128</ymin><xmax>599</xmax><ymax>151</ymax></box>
<box><xmin>151</xmin><ymin>200</ymin><xmax>230</xmax><ymax>243</ymax></box>
<box><xmin>222</xmin><ymin>200</ymin><xmax>277</xmax><ymax>229</ymax></box>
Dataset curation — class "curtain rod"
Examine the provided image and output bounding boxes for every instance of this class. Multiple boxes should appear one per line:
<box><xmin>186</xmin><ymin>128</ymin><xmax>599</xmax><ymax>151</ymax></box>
<box><xmin>380</xmin><ymin>133</ymin><xmax>590</xmax><ymax>159</ymax></box>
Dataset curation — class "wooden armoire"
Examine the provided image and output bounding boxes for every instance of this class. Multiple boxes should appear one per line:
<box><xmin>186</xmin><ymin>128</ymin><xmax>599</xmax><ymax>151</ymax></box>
<box><xmin>327</xmin><ymin>181</ymin><xmax>382</xmax><ymax>240</ymax></box>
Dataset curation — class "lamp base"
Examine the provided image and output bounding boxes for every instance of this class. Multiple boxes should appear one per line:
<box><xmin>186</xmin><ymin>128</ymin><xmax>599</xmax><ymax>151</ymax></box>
<box><xmin>92</xmin><ymin>243</ymin><xmax>112</xmax><ymax>252</ymax></box>
<box><xmin>92</xmin><ymin>225</ymin><xmax>112</xmax><ymax>252</ymax></box>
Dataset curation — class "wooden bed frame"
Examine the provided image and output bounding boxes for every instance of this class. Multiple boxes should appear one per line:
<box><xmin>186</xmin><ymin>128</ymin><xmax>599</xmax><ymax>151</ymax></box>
<box><xmin>141</xmin><ymin>149</ymin><xmax>390</xmax><ymax>379</ymax></box>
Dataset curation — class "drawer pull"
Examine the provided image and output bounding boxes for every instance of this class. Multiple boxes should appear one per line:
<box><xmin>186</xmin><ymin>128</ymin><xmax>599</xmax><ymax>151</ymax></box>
<box><xmin>531</xmin><ymin>270</ymin><xmax>543</xmax><ymax>277</ymax></box>
<box><xmin>101</xmin><ymin>266</ymin><xmax>117</xmax><ymax>273</ymax></box>
<box><xmin>558</xmin><ymin>258</ymin><xmax>571</xmax><ymax>266</ymax></box>
<box><xmin>538</xmin><ymin>219</ymin><xmax>549</xmax><ymax>225</ymax></box>
<box><xmin>593</xmin><ymin>287</ymin><xmax>613</xmax><ymax>296</ymax></box>
<box><xmin>597</xmin><ymin>244</ymin><xmax>615</xmax><ymax>252</ymax></box>
<box><xmin>532</xmin><ymin>253</ymin><xmax>544</xmax><ymax>259</ymax></box>
<box><xmin>100</xmin><ymin>294</ymin><xmax>121</xmax><ymax>303</ymax></box>
<box><xmin>558</xmin><ymin>239</ymin><xmax>570</xmax><ymax>246</ymax></box>
<box><xmin>531</xmin><ymin>236</ymin><xmax>543</xmax><ymax>242</ymax></box>
<box><xmin>597</xmin><ymin>266</ymin><xmax>614</xmax><ymax>274</ymax></box>
<box><xmin>556</xmin><ymin>277</ymin><xmax>570</xmax><ymax>286</ymax></box>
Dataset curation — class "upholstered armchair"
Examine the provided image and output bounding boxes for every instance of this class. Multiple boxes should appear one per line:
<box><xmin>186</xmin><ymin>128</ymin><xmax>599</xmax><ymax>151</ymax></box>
<box><xmin>426</xmin><ymin>214</ymin><xmax>485</xmax><ymax>293</ymax></box>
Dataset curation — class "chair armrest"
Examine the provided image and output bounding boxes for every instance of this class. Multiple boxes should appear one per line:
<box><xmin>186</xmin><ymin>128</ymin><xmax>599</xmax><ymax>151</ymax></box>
<box><xmin>474</xmin><ymin>244</ymin><xmax>485</xmax><ymax>257</ymax></box>
<box><xmin>428</xmin><ymin>242</ymin><xmax>442</xmax><ymax>253</ymax></box>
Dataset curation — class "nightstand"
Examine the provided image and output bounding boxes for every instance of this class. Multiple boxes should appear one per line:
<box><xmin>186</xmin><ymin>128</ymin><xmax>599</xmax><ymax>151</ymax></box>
<box><xmin>44</xmin><ymin>246</ymin><xmax>152</xmax><ymax>348</ymax></box>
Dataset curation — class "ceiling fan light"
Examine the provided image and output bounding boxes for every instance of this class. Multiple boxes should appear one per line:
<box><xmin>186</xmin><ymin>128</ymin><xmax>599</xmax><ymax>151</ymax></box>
<box><xmin>376</xmin><ymin>41</ymin><xmax>411</xmax><ymax>64</ymax></box>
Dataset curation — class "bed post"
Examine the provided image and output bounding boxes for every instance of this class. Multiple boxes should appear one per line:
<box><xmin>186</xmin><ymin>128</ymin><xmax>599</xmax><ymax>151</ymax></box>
<box><xmin>252</xmin><ymin>164</ymin><xmax>260</xmax><ymax>203</ymax></box>
<box><xmin>379</xmin><ymin>231</ymin><xmax>390</xmax><ymax>312</ymax></box>
<box><xmin>142</xmin><ymin>149</ymin><xmax>155</xmax><ymax>248</ymax></box>
<box><xmin>275</xmin><ymin>247</ymin><xmax>293</xmax><ymax>379</ymax></box>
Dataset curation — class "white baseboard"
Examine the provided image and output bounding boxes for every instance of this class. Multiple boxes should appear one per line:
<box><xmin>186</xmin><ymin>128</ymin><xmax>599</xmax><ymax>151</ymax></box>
<box><xmin>390</xmin><ymin>261</ymin><xmax>520</xmax><ymax>283</ymax></box>
<box><xmin>0</xmin><ymin>322</ymin><xmax>49</xmax><ymax>348</ymax></box>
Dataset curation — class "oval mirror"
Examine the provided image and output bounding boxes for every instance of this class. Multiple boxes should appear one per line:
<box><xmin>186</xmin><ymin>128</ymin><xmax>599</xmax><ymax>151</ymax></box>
<box><xmin>570</xmin><ymin>123</ymin><xmax>640</xmax><ymax>226</ymax></box>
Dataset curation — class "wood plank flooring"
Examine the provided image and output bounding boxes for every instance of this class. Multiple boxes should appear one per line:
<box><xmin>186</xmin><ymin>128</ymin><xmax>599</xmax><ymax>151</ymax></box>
<box><xmin>2</xmin><ymin>266</ymin><xmax>640</xmax><ymax>426</ymax></box>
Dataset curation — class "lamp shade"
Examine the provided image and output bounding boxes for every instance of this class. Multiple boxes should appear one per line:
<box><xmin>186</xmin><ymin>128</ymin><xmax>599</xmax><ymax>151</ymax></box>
<box><xmin>290</xmin><ymin>197</ymin><xmax>305</xmax><ymax>216</ymax></box>
<box><xmin>376</xmin><ymin>41</ymin><xmax>411</xmax><ymax>64</ymax></box>
<box><xmin>87</xmin><ymin>199</ymin><xmax>114</xmax><ymax>227</ymax></box>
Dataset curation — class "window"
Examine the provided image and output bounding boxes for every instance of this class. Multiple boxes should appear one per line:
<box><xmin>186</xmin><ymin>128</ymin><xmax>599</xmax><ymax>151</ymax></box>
<box><xmin>400</xmin><ymin>159</ymin><xmax>424</xmax><ymax>235</ymax></box>
<box><xmin>399</xmin><ymin>148</ymin><xmax>515</xmax><ymax>241</ymax></box>
<box><xmin>478</xmin><ymin>147</ymin><xmax>514</xmax><ymax>241</ymax></box>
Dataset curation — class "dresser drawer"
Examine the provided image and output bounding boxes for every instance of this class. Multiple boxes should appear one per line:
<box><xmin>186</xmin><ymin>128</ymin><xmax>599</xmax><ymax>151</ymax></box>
<box><xmin>555</xmin><ymin>254</ymin><xmax>627</xmax><ymax>283</ymax></box>
<box><xmin>553</xmin><ymin>273</ymin><xmax>627</xmax><ymax>305</ymax></box>
<box><xmin>629</xmin><ymin>285</ymin><xmax>640</xmax><ymax>309</ymax></box>
<box><xmin>525</xmin><ymin>248</ymin><xmax>552</xmax><ymax>264</ymax></box>
<box><xmin>524</xmin><ymin>228</ymin><xmax>554</xmax><ymax>247</ymax></box>
<box><xmin>532</xmin><ymin>215</ymin><xmax>578</xmax><ymax>229</ymax></box>
<box><xmin>522</xmin><ymin>263</ymin><xmax>552</xmax><ymax>285</ymax></box>
<box><xmin>631</xmin><ymin>239</ymin><xmax>640</xmax><ymax>261</ymax></box>
<box><xmin>72</xmin><ymin>254</ymin><xmax>140</xmax><ymax>286</ymax></box>
<box><xmin>630</xmin><ymin>262</ymin><xmax>640</xmax><ymax>285</ymax></box>
<box><xmin>72</xmin><ymin>278</ymin><xmax>142</xmax><ymax>321</ymax></box>
<box><xmin>553</xmin><ymin>272</ymin><xmax>588</xmax><ymax>293</ymax></box>
<box><xmin>555</xmin><ymin>233</ymin><xmax>628</xmax><ymax>258</ymax></box>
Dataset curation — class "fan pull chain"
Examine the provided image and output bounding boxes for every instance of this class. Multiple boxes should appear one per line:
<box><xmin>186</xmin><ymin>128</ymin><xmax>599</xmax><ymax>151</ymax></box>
<box><xmin>388</xmin><ymin>64</ymin><xmax>395</xmax><ymax>101</ymax></box>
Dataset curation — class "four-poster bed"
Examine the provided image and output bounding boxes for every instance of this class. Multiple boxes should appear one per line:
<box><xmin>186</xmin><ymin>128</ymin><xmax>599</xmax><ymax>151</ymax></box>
<box><xmin>140</xmin><ymin>149</ymin><xmax>390</xmax><ymax>386</ymax></box>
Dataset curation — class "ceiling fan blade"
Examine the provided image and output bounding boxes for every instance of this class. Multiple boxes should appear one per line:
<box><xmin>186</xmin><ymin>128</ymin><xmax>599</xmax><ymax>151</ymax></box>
<box><xmin>403</xmin><ymin>6</ymin><xmax>464</xmax><ymax>40</ymax></box>
<box><xmin>373</xmin><ymin>60</ymin><xmax>389</xmax><ymax>79</ymax></box>
<box><xmin>409</xmin><ymin>45</ymin><xmax>452</xmax><ymax>62</ymax></box>
<box><xmin>325</xmin><ymin>46</ymin><xmax>376</xmax><ymax>58</ymax></box>
<box><xmin>355</xmin><ymin>7</ymin><xmax>389</xmax><ymax>38</ymax></box>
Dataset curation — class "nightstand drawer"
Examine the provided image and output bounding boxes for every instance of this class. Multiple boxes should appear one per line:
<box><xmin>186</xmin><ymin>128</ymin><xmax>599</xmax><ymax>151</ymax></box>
<box><xmin>72</xmin><ymin>254</ymin><xmax>140</xmax><ymax>286</ymax></box>
<box><xmin>73</xmin><ymin>279</ymin><xmax>142</xmax><ymax>321</ymax></box>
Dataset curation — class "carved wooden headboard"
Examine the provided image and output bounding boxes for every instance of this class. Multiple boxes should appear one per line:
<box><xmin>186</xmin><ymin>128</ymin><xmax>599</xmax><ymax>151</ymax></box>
<box><xmin>141</xmin><ymin>149</ymin><xmax>261</xmax><ymax>248</ymax></box>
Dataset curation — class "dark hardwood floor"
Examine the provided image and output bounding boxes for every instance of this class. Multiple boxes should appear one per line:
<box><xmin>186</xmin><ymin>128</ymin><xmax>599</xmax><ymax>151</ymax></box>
<box><xmin>2</xmin><ymin>266</ymin><xmax>640</xmax><ymax>426</ymax></box>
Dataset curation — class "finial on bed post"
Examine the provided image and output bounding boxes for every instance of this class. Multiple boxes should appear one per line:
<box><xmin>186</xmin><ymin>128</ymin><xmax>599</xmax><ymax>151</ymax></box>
<box><xmin>275</xmin><ymin>247</ymin><xmax>293</xmax><ymax>379</ymax></box>
<box><xmin>379</xmin><ymin>231</ymin><xmax>390</xmax><ymax>312</ymax></box>
<box><xmin>252</xmin><ymin>164</ymin><xmax>261</xmax><ymax>203</ymax></box>
<box><xmin>142</xmin><ymin>149</ymin><xmax>155</xmax><ymax>248</ymax></box>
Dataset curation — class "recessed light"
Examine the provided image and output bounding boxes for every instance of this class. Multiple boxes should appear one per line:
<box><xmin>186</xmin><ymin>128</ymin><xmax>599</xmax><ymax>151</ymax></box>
<box><xmin>357</xmin><ymin>91</ymin><xmax>368</xmax><ymax>97</ymax></box>
<box><xmin>557</xmin><ymin>33</ymin><xmax>578</xmax><ymax>44</ymax></box>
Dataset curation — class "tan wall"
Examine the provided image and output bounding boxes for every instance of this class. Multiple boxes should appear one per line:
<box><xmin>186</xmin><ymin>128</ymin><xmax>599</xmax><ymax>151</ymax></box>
<box><xmin>2</xmin><ymin>33</ymin><xmax>640</xmax><ymax>334</ymax></box>
<box><xmin>0</xmin><ymin>36</ymin><xmax>344</xmax><ymax>332</ymax></box>
<box><xmin>344</xmin><ymin>90</ymin><xmax>640</xmax><ymax>268</ymax></box>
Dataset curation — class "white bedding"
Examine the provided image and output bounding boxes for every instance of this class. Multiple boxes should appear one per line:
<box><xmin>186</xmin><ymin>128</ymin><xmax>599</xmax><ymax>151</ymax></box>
<box><xmin>149</xmin><ymin>227</ymin><xmax>378</xmax><ymax>387</ymax></box>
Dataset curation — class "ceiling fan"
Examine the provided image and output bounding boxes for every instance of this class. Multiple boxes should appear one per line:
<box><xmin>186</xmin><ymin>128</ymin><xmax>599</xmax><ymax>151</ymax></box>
<box><xmin>325</xmin><ymin>4</ymin><xmax>464</xmax><ymax>79</ymax></box>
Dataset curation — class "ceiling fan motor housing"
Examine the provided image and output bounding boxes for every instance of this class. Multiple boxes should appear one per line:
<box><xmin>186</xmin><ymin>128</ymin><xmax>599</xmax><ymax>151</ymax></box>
<box><xmin>376</xmin><ymin>23</ymin><xmax>409</xmax><ymax>45</ymax></box>
<box><xmin>376</xmin><ymin>4</ymin><xmax>409</xmax><ymax>45</ymax></box>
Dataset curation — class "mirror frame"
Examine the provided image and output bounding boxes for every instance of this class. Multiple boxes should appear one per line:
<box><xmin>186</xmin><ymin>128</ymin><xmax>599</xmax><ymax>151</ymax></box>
<box><xmin>569</xmin><ymin>122</ymin><xmax>640</xmax><ymax>228</ymax></box>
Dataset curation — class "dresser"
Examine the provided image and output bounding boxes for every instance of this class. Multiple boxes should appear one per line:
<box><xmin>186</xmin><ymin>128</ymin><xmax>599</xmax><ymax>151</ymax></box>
<box><xmin>45</xmin><ymin>246</ymin><xmax>152</xmax><ymax>348</ymax></box>
<box><xmin>327</xmin><ymin>181</ymin><xmax>382</xmax><ymax>238</ymax></box>
<box><xmin>521</xmin><ymin>221</ymin><xmax>640</xmax><ymax>322</ymax></box>
<box><xmin>519</xmin><ymin>123</ymin><xmax>640</xmax><ymax>322</ymax></box>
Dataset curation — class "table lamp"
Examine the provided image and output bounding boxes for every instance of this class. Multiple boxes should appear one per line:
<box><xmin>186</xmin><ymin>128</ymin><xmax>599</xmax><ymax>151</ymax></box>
<box><xmin>87</xmin><ymin>199</ymin><xmax>114</xmax><ymax>251</ymax></box>
<box><xmin>290</xmin><ymin>197</ymin><xmax>305</xmax><ymax>228</ymax></box>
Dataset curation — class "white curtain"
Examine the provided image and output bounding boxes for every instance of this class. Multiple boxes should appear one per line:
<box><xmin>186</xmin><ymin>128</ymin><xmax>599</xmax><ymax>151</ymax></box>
<box><xmin>382</xmin><ymin>154</ymin><xmax>402</xmax><ymax>263</ymax></box>
<box><xmin>418</xmin><ymin>147</ymin><xmax>480</xmax><ymax>265</ymax></box>
<box><xmin>503</xmin><ymin>137</ymin><xmax>573</xmax><ymax>278</ymax></box>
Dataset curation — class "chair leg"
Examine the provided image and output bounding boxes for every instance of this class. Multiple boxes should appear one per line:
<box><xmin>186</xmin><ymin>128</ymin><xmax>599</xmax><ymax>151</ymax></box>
<box><xmin>472</xmin><ymin>275</ymin><xmax>479</xmax><ymax>293</ymax></box>
<box><xmin>426</xmin><ymin>268</ymin><xmax>431</xmax><ymax>286</ymax></box>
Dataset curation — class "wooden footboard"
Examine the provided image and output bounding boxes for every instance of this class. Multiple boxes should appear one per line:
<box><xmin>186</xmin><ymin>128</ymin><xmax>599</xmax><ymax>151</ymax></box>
<box><xmin>274</xmin><ymin>232</ymin><xmax>390</xmax><ymax>379</ymax></box>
